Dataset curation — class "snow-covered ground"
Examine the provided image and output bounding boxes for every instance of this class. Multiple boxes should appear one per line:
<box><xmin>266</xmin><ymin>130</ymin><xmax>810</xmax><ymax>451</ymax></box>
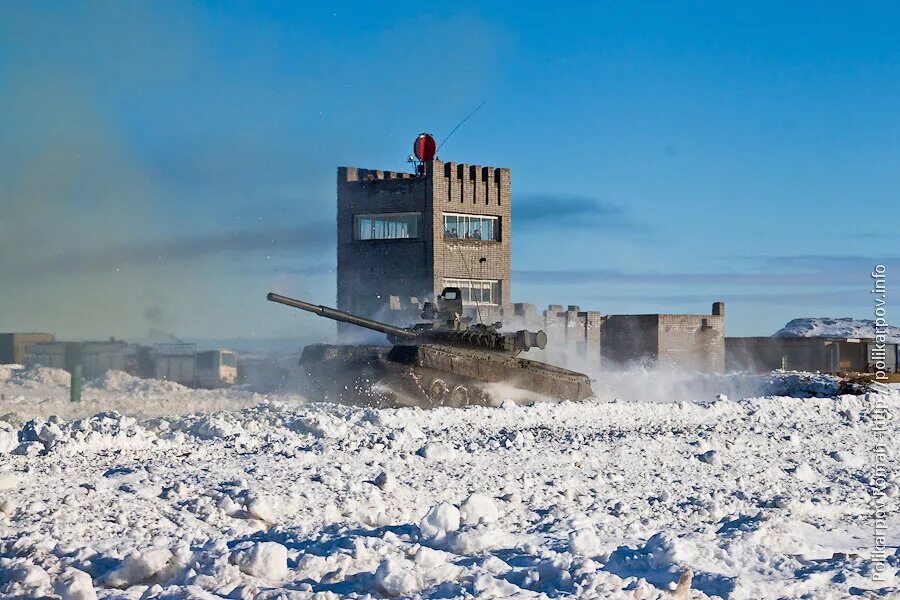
<box><xmin>0</xmin><ymin>366</ymin><xmax>278</xmax><ymax>422</ymax></box>
<box><xmin>0</xmin><ymin>365</ymin><xmax>898</xmax><ymax>598</ymax></box>
<box><xmin>775</xmin><ymin>317</ymin><xmax>900</xmax><ymax>343</ymax></box>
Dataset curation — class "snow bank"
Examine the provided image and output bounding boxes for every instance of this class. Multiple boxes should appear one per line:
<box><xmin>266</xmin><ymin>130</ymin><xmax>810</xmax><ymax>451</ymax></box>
<box><xmin>2</xmin><ymin>365</ymin><xmax>70</xmax><ymax>389</ymax></box>
<box><xmin>0</xmin><ymin>364</ymin><xmax>23</xmax><ymax>383</ymax></box>
<box><xmin>0</xmin><ymin>367</ymin><xmax>281</xmax><ymax>421</ymax></box>
<box><xmin>90</xmin><ymin>370</ymin><xmax>190</xmax><ymax>395</ymax></box>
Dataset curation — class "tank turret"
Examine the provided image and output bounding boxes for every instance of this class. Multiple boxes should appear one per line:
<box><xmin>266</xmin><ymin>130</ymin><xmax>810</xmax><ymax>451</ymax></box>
<box><xmin>267</xmin><ymin>288</ymin><xmax>548</xmax><ymax>356</ymax></box>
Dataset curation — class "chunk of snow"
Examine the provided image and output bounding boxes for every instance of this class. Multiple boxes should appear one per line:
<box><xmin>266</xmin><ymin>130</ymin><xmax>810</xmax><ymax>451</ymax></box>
<box><xmin>54</xmin><ymin>569</ymin><xmax>97</xmax><ymax>600</ymax></box>
<box><xmin>830</xmin><ymin>451</ymin><xmax>864</xmax><ymax>468</ymax></box>
<box><xmin>419</xmin><ymin>502</ymin><xmax>460</xmax><ymax>541</ymax></box>
<box><xmin>374</xmin><ymin>558</ymin><xmax>418</xmax><ymax>597</ymax></box>
<box><xmin>104</xmin><ymin>548</ymin><xmax>173</xmax><ymax>588</ymax></box>
<box><xmin>0</xmin><ymin>422</ymin><xmax>17</xmax><ymax>454</ymax></box>
<box><xmin>481</xmin><ymin>556</ymin><xmax>511</xmax><ymax>575</ymax></box>
<box><xmin>191</xmin><ymin>414</ymin><xmax>242</xmax><ymax>440</ymax></box>
<box><xmin>9</xmin><ymin>565</ymin><xmax>51</xmax><ymax>586</ymax></box>
<box><xmin>792</xmin><ymin>462</ymin><xmax>819</xmax><ymax>483</ymax></box>
<box><xmin>459</xmin><ymin>493</ymin><xmax>498</xmax><ymax>525</ymax></box>
<box><xmin>0</xmin><ymin>472</ymin><xmax>18</xmax><ymax>491</ymax></box>
<box><xmin>246</xmin><ymin>495</ymin><xmax>277</xmax><ymax>524</ymax></box>
<box><xmin>417</xmin><ymin>442</ymin><xmax>457</xmax><ymax>460</ymax></box>
<box><xmin>448</xmin><ymin>526</ymin><xmax>514</xmax><ymax>553</ymax></box>
<box><xmin>569</xmin><ymin>528</ymin><xmax>601</xmax><ymax>556</ymax></box>
<box><xmin>231</xmin><ymin>542</ymin><xmax>288</xmax><ymax>580</ymax></box>
<box><xmin>0</xmin><ymin>498</ymin><xmax>16</xmax><ymax>515</ymax></box>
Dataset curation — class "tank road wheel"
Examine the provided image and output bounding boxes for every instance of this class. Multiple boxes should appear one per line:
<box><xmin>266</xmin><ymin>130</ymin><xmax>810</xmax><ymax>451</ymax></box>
<box><xmin>428</xmin><ymin>378</ymin><xmax>449</xmax><ymax>405</ymax></box>
<box><xmin>450</xmin><ymin>385</ymin><xmax>470</xmax><ymax>406</ymax></box>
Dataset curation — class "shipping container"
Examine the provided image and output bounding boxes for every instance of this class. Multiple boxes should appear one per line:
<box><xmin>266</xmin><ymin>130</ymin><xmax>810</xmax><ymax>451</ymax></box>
<box><xmin>25</xmin><ymin>342</ymin><xmax>68</xmax><ymax>370</ymax></box>
<box><xmin>82</xmin><ymin>341</ymin><xmax>129</xmax><ymax>378</ymax></box>
<box><xmin>151</xmin><ymin>343</ymin><xmax>197</xmax><ymax>386</ymax></box>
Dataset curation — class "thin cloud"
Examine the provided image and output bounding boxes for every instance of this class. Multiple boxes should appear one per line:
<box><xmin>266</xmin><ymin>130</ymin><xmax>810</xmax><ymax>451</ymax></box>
<box><xmin>585</xmin><ymin>289</ymin><xmax>865</xmax><ymax>307</ymax></box>
<box><xmin>515</xmin><ymin>254</ymin><xmax>897</xmax><ymax>288</ymax></box>
<box><xmin>8</xmin><ymin>223</ymin><xmax>334</xmax><ymax>280</ymax></box>
<box><xmin>759</xmin><ymin>254</ymin><xmax>899</xmax><ymax>270</ymax></box>
<box><xmin>512</xmin><ymin>268</ymin><xmax>854</xmax><ymax>287</ymax></box>
<box><xmin>514</xmin><ymin>193</ymin><xmax>647</xmax><ymax>231</ymax></box>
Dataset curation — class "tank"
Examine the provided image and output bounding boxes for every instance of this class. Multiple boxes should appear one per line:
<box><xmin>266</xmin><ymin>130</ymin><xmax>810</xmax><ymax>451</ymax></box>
<box><xmin>267</xmin><ymin>287</ymin><xmax>594</xmax><ymax>407</ymax></box>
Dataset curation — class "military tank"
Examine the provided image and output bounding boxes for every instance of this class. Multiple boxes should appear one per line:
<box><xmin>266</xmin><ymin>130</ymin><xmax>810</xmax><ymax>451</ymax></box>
<box><xmin>267</xmin><ymin>287</ymin><xmax>595</xmax><ymax>407</ymax></box>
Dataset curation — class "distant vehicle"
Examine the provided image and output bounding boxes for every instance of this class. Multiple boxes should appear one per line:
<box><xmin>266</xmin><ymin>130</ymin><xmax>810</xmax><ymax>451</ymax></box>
<box><xmin>196</xmin><ymin>349</ymin><xmax>238</xmax><ymax>388</ymax></box>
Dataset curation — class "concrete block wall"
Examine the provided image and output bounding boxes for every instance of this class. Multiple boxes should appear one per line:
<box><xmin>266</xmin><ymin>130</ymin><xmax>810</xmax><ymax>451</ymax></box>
<box><xmin>580</xmin><ymin>311</ymin><xmax>603</xmax><ymax>354</ymax></box>
<box><xmin>601</xmin><ymin>304</ymin><xmax>726</xmax><ymax>373</ymax></box>
<box><xmin>656</xmin><ymin>314</ymin><xmax>725</xmax><ymax>372</ymax></box>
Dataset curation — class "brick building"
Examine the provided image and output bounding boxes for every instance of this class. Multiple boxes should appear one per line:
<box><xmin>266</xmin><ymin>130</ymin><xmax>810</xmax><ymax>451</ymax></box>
<box><xmin>601</xmin><ymin>303</ymin><xmax>726</xmax><ymax>372</ymax></box>
<box><xmin>337</xmin><ymin>160</ymin><xmax>511</xmax><ymax>324</ymax></box>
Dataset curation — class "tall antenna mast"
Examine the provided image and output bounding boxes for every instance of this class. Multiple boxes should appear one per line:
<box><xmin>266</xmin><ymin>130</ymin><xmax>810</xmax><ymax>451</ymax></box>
<box><xmin>437</xmin><ymin>100</ymin><xmax>487</xmax><ymax>154</ymax></box>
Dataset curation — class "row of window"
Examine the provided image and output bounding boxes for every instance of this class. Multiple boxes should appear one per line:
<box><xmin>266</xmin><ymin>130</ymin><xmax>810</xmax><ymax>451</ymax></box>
<box><xmin>443</xmin><ymin>213</ymin><xmax>498</xmax><ymax>241</ymax></box>
<box><xmin>353</xmin><ymin>212</ymin><xmax>500</xmax><ymax>242</ymax></box>
<box><xmin>355</xmin><ymin>213</ymin><xmax>419</xmax><ymax>240</ymax></box>
<box><xmin>443</xmin><ymin>278</ymin><xmax>500</xmax><ymax>305</ymax></box>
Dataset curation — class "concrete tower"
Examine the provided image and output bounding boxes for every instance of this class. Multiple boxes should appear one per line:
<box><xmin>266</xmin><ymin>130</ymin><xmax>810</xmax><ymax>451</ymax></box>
<box><xmin>336</xmin><ymin>160</ymin><xmax>511</xmax><ymax>324</ymax></box>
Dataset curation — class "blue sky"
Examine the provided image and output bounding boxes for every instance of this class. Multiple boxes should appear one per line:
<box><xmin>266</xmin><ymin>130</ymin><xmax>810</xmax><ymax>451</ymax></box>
<box><xmin>1</xmin><ymin>2</ymin><xmax>897</xmax><ymax>342</ymax></box>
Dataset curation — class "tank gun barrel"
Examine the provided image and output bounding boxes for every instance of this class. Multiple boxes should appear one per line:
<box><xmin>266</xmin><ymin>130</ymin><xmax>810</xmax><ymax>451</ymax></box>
<box><xmin>267</xmin><ymin>292</ymin><xmax>416</xmax><ymax>339</ymax></box>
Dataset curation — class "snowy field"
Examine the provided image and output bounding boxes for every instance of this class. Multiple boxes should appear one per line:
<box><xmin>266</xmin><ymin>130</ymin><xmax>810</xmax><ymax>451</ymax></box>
<box><xmin>0</xmin><ymin>365</ymin><xmax>898</xmax><ymax>599</ymax></box>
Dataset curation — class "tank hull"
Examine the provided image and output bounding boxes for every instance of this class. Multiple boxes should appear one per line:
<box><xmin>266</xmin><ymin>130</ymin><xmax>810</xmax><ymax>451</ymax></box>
<box><xmin>298</xmin><ymin>343</ymin><xmax>594</xmax><ymax>407</ymax></box>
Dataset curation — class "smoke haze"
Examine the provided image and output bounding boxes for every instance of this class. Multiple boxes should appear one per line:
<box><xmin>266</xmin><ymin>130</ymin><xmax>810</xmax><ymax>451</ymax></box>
<box><xmin>0</xmin><ymin>3</ymin><xmax>501</xmax><ymax>341</ymax></box>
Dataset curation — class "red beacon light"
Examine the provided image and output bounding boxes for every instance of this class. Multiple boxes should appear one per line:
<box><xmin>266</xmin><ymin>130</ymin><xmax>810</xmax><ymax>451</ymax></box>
<box><xmin>413</xmin><ymin>133</ymin><xmax>436</xmax><ymax>161</ymax></box>
<box><xmin>409</xmin><ymin>133</ymin><xmax>437</xmax><ymax>175</ymax></box>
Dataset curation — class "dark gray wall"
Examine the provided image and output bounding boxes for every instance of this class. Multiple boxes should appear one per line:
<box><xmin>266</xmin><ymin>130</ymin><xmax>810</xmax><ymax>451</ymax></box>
<box><xmin>601</xmin><ymin>314</ymin><xmax>659</xmax><ymax>366</ymax></box>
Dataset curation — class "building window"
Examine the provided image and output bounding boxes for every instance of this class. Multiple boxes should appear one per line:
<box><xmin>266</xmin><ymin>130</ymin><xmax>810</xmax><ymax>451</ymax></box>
<box><xmin>443</xmin><ymin>213</ymin><xmax>499</xmax><ymax>241</ymax></box>
<box><xmin>355</xmin><ymin>213</ymin><xmax>419</xmax><ymax>240</ymax></box>
<box><xmin>443</xmin><ymin>278</ymin><xmax>501</xmax><ymax>305</ymax></box>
